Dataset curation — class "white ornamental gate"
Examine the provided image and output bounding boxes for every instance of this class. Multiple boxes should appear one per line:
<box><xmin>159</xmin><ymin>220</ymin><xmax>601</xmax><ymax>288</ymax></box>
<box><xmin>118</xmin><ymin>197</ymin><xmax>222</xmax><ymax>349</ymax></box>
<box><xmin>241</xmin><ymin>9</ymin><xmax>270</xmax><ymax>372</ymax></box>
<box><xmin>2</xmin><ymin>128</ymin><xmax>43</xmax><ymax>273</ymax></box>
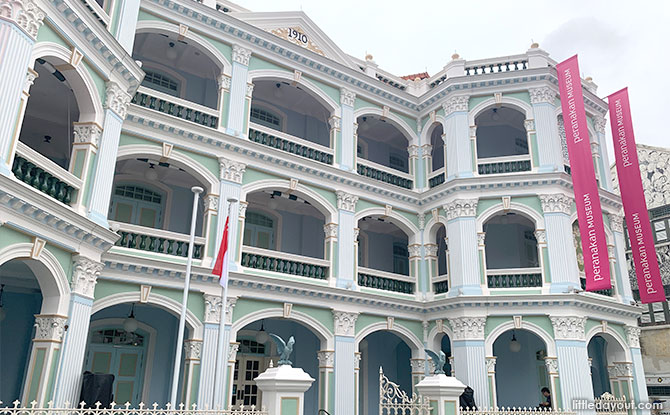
<box><xmin>379</xmin><ymin>367</ymin><xmax>431</xmax><ymax>415</ymax></box>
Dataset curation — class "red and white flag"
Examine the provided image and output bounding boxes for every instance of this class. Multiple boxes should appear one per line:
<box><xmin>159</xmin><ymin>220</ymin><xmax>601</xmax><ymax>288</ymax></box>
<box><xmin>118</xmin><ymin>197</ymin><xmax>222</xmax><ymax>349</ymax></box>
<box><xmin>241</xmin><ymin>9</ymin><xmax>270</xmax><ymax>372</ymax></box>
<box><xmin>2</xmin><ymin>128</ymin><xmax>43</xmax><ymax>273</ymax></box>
<box><xmin>212</xmin><ymin>217</ymin><xmax>230</xmax><ymax>287</ymax></box>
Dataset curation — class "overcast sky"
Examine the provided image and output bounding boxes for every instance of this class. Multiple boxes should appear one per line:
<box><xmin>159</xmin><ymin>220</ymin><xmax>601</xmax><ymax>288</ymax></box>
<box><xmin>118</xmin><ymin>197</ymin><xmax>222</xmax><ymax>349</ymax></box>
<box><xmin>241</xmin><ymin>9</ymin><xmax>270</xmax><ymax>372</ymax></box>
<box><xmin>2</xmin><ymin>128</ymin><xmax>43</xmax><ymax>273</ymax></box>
<box><xmin>247</xmin><ymin>0</ymin><xmax>669</xmax><ymax>163</ymax></box>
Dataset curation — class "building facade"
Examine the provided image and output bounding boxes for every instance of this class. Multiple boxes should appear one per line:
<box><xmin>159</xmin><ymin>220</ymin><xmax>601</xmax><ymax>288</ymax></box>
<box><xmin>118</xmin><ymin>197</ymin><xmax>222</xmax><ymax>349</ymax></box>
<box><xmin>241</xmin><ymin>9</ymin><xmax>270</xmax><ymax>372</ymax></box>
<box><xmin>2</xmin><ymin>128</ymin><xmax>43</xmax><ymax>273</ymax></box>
<box><xmin>0</xmin><ymin>0</ymin><xmax>650</xmax><ymax>413</ymax></box>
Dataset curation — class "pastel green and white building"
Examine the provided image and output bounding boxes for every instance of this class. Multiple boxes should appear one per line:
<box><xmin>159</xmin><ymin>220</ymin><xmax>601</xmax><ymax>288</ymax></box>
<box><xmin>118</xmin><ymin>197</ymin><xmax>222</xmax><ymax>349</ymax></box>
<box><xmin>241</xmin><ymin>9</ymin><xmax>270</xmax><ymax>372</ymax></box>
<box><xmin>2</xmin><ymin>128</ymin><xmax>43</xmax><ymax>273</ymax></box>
<box><xmin>0</xmin><ymin>0</ymin><xmax>651</xmax><ymax>413</ymax></box>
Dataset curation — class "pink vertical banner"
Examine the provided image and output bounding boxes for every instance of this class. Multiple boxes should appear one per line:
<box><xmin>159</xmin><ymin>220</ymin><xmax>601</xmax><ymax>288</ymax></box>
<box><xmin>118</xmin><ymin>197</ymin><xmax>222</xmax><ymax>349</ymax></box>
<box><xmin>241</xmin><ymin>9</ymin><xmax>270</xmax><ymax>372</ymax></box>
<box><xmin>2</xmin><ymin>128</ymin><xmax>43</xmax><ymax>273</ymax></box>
<box><xmin>556</xmin><ymin>55</ymin><xmax>612</xmax><ymax>291</ymax></box>
<box><xmin>607</xmin><ymin>88</ymin><xmax>664</xmax><ymax>303</ymax></box>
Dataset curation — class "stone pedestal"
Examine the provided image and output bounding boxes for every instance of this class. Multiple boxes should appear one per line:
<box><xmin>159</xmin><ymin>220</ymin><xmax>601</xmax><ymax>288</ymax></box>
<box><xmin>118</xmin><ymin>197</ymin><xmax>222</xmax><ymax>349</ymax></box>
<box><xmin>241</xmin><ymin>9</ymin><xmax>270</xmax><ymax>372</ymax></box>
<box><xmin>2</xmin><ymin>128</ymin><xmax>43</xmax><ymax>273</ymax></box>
<box><xmin>255</xmin><ymin>364</ymin><xmax>315</xmax><ymax>415</ymax></box>
<box><xmin>415</xmin><ymin>374</ymin><xmax>467</xmax><ymax>415</ymax></box>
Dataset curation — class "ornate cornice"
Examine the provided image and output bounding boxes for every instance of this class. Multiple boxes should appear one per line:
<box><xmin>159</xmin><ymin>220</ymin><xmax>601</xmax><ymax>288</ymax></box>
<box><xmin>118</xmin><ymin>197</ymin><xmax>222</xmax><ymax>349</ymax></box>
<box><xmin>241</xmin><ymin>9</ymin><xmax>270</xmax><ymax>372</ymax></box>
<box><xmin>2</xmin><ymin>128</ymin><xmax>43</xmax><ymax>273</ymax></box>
<box><xmin>539</xmin><ymin>194</ymin><xmax>572</xmax><ymax>215</ymax></box>
<box><xmin>71</xmin><ymin>255</ymin><xmax>103</xmax><ymax>299</ymax></box>
<box><xmin>232</xmin><ymin>44</ymin><xmax>251</xmax><ymax>66</ymax></box>
<box><xmin>529</xmin><ymin>87</ymin><xmax>556</xmax><ymax>105</ymax></box>
<box><xmin>203</xmin><ymin>294</ymin><xmax>223</xmax><ymax>324</ymax></box>
<box><xmin>443</xmin><ymin>199</ymin><xmax>478</xmax><ymax>220</ymax></box>
<box><xmin>317</xmin><ymin>350</ymin><xmax>334</xmax><ymax>367</ymax></box>
<box><xmin>625</xmin><ymin>325</ymin><xmax>640</xmax><ymax>348</ymax></box>
<box><xmin>104</xmin><ymin>82</ymin><xmax>132</xmax><ymax>119</ymax></box>
<box><xmin>550</xmin><ymin>316</ymin><xmax>586</xmax><ymax>340</ymax></box>
<box><xmin>333</xmin><ymin>310</ymin><xmax>358</xmax><ymax>336</ymax></box>
<box><xmin>34</xmin><ymin>315</ymin><xmax>67</xmax><ymax>342</ymax></box>
<box><xmin>449</xmin><ymin>316</ymin><xmax>486</xmax><ymax>340</ymax></box>
<box><xmin>219</xmin><ymin>156</ymin><xmax>246</xmax><ymax>183</ymax></box>
<box><xmin>340</xmin><ymin>88</ymin><xmax>356</xmax><ymax>107</ymax></box>
<box><xmin>336</xmin><ymin>191</ymin><xmax>358</xmax><ymax>212</ymax></box>
<box><xmin>73</xmin><ymin>123</ymin><xmax>102</xmax><ymax>147</ymax></box>
<box><xmin>0</xmin><ymin>0</ymin><xmax>45</xmax><ymax>39</ymax></box>
<box><xmin>442</xmin><ymin>95</ymin><xmax>469</xmax><ymax>117</ymax></box>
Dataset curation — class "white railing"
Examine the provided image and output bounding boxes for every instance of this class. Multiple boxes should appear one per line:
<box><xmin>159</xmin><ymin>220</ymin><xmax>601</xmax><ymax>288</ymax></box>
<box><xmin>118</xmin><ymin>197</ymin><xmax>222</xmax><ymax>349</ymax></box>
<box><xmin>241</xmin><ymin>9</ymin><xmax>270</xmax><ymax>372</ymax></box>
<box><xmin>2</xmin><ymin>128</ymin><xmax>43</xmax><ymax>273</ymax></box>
<box><xmin>15</xmin><ymin>142</ymin><xmax>84</xmax><ymax>191</ymax></box>
<box><xmin>464</xmin><ymin>53</ymin><xmax>530</xmax><ymax>76</ymax></box>
<box><xmin>593</xmin><ymin>392</ymin><xmax>628</xmax><ymax>415</ymax></box>
<box><xmin>356</xmin><ymin>157</ymin><xmax>413</xmax><ymax>181</ymax></box>
<box><xmin>135</xmin><ymin>86</ymin><xmax>219</xmax><ymax>120</ymax></box>
<box><xmin>248</xmin><ymin>122</ymin><xmax>334</xmax><ymax>156</ymax></box>
<box><xmin>0</xmin><ymin>402</ymin><xmax>266</xmax><ymax>415</ymax></box>
<box><xmin>358</xmin><ymin>266</ymin><xmax>414</xmax><ymax>283</ymax></box>
<box><xmin>461</xmin><ymin>408</ymin><xmax>574</xmax><ymax>415</ymax></box>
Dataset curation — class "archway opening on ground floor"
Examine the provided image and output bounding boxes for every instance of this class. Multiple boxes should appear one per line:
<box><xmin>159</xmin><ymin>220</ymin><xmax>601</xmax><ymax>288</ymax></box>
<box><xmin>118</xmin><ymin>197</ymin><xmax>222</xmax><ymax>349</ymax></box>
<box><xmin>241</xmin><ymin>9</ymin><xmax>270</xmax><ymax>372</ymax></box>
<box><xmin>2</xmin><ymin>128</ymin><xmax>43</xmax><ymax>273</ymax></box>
<box><xmin>493</xmin><ymin>329</ymin><xmax>550</xmax><ymax>408</ymax></box>
<box><xmin>359</xmin><ymin>330</ymin><xmax>413</xmax><ymax>415</ymax></box>
<box><xmin>588</xmin><ymin>333</ymin><xmax>630</xmax><ymax>399</ymax></box>
<box><xmin>87</xmin><ymin>303</ymin><xmax>188</xmax><ymax>406</ymax></box>
<box><xmin>0</xmin><ymin>259</ymin><xmax>43</xmax><ymax>404</ymax></box>
<box><xmin>234</xmin><ymin>318</ymin><xmax>320</xmax><ymax>412</ymax></box>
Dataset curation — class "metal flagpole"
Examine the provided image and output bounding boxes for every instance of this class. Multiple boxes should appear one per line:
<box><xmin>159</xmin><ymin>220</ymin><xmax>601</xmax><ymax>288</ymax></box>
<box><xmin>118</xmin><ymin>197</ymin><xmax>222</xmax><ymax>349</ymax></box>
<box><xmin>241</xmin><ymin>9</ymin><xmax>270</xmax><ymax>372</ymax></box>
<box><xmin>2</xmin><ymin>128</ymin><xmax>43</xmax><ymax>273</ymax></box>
<box><xmin>212</xmin><ymin>197</ymin><xmax>237</xmax><ymax>408</ymax></box>
<box><xmin>169</xmin><ymin>186</ymin><xmax>203</xmax><ymax>407</ymax></box>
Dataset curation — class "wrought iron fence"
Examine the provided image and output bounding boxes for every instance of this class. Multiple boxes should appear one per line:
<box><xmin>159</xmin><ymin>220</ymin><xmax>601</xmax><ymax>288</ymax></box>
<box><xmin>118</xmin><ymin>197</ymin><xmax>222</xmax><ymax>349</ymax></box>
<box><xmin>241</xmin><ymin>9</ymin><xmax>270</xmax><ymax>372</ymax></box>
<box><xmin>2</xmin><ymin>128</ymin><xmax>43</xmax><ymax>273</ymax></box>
<box><xmin>0</xmin><ymin>402</ymin><xmax>267</xmax><ymax>415</ymax></box>
<box><xmin>379</xmin><ymin>367</ymin><xmax>431</xmax><ymax>415</ymax></box>
<box><xmin>461</xmin><ymin>407</ymin><xmax>574</xmax><ymax>415</ymax></box>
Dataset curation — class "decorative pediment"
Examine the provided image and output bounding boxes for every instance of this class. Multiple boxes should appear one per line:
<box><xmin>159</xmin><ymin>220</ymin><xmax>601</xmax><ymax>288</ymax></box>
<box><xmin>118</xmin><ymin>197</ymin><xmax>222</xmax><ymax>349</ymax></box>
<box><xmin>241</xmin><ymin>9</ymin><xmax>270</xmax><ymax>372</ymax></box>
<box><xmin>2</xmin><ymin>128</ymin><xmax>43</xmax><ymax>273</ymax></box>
<box><xmin>233</xmin><ymin>11</ymin><xmax>357</xmax><ymax>69</ymax></box>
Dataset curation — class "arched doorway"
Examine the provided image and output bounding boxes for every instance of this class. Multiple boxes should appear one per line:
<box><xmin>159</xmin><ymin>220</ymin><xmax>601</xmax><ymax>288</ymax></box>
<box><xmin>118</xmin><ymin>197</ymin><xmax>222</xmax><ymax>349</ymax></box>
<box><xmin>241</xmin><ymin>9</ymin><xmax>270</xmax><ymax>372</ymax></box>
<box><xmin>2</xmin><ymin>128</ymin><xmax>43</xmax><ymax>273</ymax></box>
<box><xmin>493</xmin><ymin>329</ymin><xmax>550</xmax><ymax>408</ymax></box>
<box><xmin>588</xmin><ymin>333</ymin><xmax>630</xmax><ymax>399</ymax></box>
<box><xmin>232</xmin><ymin>318</ymin><xmax>321</xmax><ymax>412</ymax></box>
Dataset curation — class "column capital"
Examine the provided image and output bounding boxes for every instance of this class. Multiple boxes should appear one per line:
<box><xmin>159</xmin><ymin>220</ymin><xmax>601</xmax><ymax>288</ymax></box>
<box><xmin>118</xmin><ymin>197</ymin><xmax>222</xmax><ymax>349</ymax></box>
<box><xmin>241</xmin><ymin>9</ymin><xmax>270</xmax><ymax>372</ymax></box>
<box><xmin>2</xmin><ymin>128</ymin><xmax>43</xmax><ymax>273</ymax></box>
<box><xmin>625</xmin><ymin>325</ymin><xmax>641</xmax><ymax>348</ymax></box>
<box><xmin>410</xmin><ymin>358</ymin><xmax>426</xmax><ymax>373</ymax></box>
<box><xmin>317</xmin><ymin>350</ymin><xmax>334</xmax><ymax>368</ymax></box>
<box><xmin>24</xmin><ymin>67</ymin><xmax>38</xmax><ymax>93</ymax></box>
<box><xmin>228</xmin><ymin>342</ymin><xmax>240</xmax><ymax>362</ymax></box>
<box><xmin>539</xmin><ymin>193</ymin><xmax>572</xmax><ymax>214</ymax></box>
<box><xmin>239</xmin><ymin>201</ymin><xmax>248</xmax><ymax>218</ymax></box>
<box><xmin>73</xmin><ymin>122</ymin><xmax>103</xmax><ymax>147</ymax></box>
<box><xmin>524</xmin><ymin>118</ymin><xmax>536</xmax><ymax>132</ymax></box>
<box><xmin>71</xmin><ymin>255</ymin><xmax>103</xmax><ymax>299</ymax></box>
<box><xmin>420</xmin><ymin>143</ymin><xmax>433</xmax><ymax>157</ymax></box>
<box><xmin>203</xmin><ymin>294</ymin><xmax>223</xmax><ymax>324</ymax></box>
<box><xmin>104</xmin><ymin>82</ymin><xmax>132</xmax><ymax>119</ymax></box>
<box><xmin>408</xmin><ymin>244</ymin><xmax>422</xmax><ymax>258</ymax></box>
<box><xmin>246</xmin><ymin>82</ymin><xmax>254</xmax><ymax>98</ymax></box>
<box><xmin>613</xmin><ymin>362</ymin><xmax>633</xmax><ymax>378</ymax></box>
<box><xmin>442</xmin><ymin>95</ymin><xmax>469</xmax><ymax>117</ymax></box>
<box><xmin>323</xmin><ymin>223</ymin><xmax>338</xmax><ymax>239</ymax></box>
<box><xmin>232</xmin><ymin>44</ymin><xmax>251</xmax><ymax>66</ymax></box>
<box><xmin>340</xmin><ymin>88</ymin><xmax>356</xmax><ymax>107</ymax></box>
<box><xmin>477</xmin><ymin>232</ymin><xmax>486</xmax><ymax>247</ymax></box>
<box><xmin>534</xmin><ymin>229</ymin><xmax>547</xmax><ymax>244</ymax></box>
<box><xmin>443</xmin><ymin>198</ymin><xmax>478</xmax><ymax>220</ymax></box>
<box><xmin>204</xmin><ymin>194</ymin><xmax>219</xmax><ymax>212</ymax></box>
<box><xmin>219</xmin><ymin>156</ymin><xmax>246</xmax><ymax>183</ymax></box>
<box><xmin>328</xmin><ymin>115</ymin><xmax>341</xmax><ymax>130</ymax></box>
<box><xmin>550</xmin><ymin>316</ymin><xmax>586</xmax><ymax>340</ymax></box>
<box><xmin>1</xmin><ymin>0</ymin><xmax>45</xmax><ymax>39</ymax></box>
<box><xmin>34</xmin><ymin>315</ymin><xmax>67</xmax><ymax>342</ymax></box>
<box><xmin>184</xmin><ymin>339</ymin><xmax>202</xmax><ymax>360</ymax></box>
<box><xmin>529</xmin><ymin>87</ymin><xmax>556</xmax><ymax>105</ymax></box>
<box><xmin>217</xmin><ymin>73</ymin><xmax>231</xmax><ymax>90</ymax></box>
<box><xmin>449</xmin><ymin>316</ymin><xmax>486</xmax><ymax>340</ymax></box>
<box><xmin>336</xmin><ymin>190</ymin><xmax>358</xmax><ymax>212</ymax></box>
<box><xmin>424</xmin><ymin>243</ymin><xmax>438</xmax><ymax>258</ymax></box>
<box><xmin>224</xmin><ymin>297</ymin><xmax>237</xmax><ymax>325</ymax></box>
<box><xmin>609</xmin><ymin>213</ymin><xmax>624</xmax><ymax>233</ymax></box>
<box><xmin>593</xmin><ymin>116</ymin><xmax>607</xmax><ymax>135</ymax></box>
<box><xmin>332</xmin><ymin>310</ymin><xmax>358</xmax><ymax>336</ymax></box>
<box><xmin>486</xmin><ymin>356</ymin><xmax>497</xmax><ymax>373</ymax></box>
<box><xmin>408</xmin><ymin>144</ymin><xmax>420</xmax><ymax>159</ymax></box>
<box><xmin>544</xmin><ymin>357</ymin><xmax>559</xmax><ymax>374</ymax></box>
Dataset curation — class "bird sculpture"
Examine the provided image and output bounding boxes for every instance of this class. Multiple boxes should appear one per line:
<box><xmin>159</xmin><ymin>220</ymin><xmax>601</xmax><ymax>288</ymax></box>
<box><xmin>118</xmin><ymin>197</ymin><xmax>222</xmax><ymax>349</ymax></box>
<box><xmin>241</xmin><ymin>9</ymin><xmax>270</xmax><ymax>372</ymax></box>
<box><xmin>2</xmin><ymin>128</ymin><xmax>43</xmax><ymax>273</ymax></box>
<box><xmin>424</xmin><ymin>348</ymin><xmax>447</xmax><ymax>374</ymax></box>
<box><xmin>269</xmin><ymin>333</ymin><xmax>295</xmax><ymax>366</ymax></box>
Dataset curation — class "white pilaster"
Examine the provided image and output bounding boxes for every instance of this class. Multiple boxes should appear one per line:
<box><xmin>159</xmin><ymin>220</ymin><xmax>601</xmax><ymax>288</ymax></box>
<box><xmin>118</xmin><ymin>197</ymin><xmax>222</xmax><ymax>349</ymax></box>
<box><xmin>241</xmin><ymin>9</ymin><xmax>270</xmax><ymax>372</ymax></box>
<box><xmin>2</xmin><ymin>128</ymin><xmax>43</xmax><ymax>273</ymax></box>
<box><xmin>340</xmin><ymin>88</ymin><xmax>356</xmax><ymax>171</ymax></box>
<box><xmin>551</xmin><ymin>316</ymin><xmax>595</xmax><ymax>414</ymax></box>
<box><xmin>197</xmin><ymin>294</ymin><xmax>222</xmax><ymax>407</ymax></box>
<box><xmin>540</xmin><ymin>194</ymin><xmax>582</xmax><ymax>293</ymax></box>
<box><xmin>336</xmin><ymin>191</ymin><xmax>358</xmax><ymax>288</ymax></box>
<box><xmin>444</xmin><ymin>199</ymin><xmax>481</xmax><ymax>295</ymax></box>
<box><xmin>529</xmin><ymin>87</ymin><xmax>563</xmax><ymax>172</ymax></box>
<box><xmin>214</xmin><ymin>297</ymin><xmax>236</xmax><ymax>408</ymax></box>
<box><xmin>626</xmin><ymin>326</ymin><xmax>650</xmax><ymax>414</ymax></box>
<box><xmin>113</xmin><ymin>0</ymin><xmax>141</xmax><ymax>53</ymax></box>
<box><xmin>443</xmin><ymin>95</ymin><xmax>472</xmax><ymax>179</ymax></box>
<box><xmin>226</xmin><ymin>45</ymin><xmax>251</xmax><ymax>137</ymax></box>
<box><xmin>609</xmin><ymin>214</ymin><xmax>634</xmax><ymax>304</ymax></box>
<box><xmin>593</xmin><ymin>116</ymin><xmax>612</xmax><ymax>191</ymax></box>
<box><xmin>0</xmin><ymin>0</ymin><xmax>44</xmax><ymax>175</ymax></box>
<box><xmin>87</xmin><ymin>83</ymin><xmax>131</xmax><ymax>226</ymax></box>
<box><xmin>449</xmin><ymin>316</ymin><xmax>488</xmax><ymax>408</ymax></box>
<box><xmin>333</xmin><ymin>310</ymin><xmax>358</xmax><ymax>415</ymax></box>
<box><xmin>217</xmin><ymin>157</ymin><xmax>246</xmax><ymax>266</ymax></box>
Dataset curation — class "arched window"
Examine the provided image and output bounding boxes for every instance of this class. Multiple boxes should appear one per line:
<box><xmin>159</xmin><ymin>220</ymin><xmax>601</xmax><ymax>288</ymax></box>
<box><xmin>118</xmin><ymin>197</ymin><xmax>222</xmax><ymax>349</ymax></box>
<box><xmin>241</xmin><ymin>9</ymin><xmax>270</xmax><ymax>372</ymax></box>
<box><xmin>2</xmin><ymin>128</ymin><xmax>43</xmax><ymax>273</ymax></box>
<box><xmin>430</xmin><ymin>123</ymin><xmax>445</xmax><ymax>171</ymax></box>
<box><xmin>484</xmin><ymin>213</ymin><xmax>538</xmax><ymax>269</ymax></box>
<box><xmin>243</xmin><ymin>211</ymin><xmax>276</xmax><ymax>250</ymax></box>
<box><xmin>475</xmin><ymin>107</ymin><xmax>528</xmax><ymax>159</ymax></box>
<box><xmin>110</xmin><ymin>184</ymin><xmax>164</xmax><ymax>228</ymax></box>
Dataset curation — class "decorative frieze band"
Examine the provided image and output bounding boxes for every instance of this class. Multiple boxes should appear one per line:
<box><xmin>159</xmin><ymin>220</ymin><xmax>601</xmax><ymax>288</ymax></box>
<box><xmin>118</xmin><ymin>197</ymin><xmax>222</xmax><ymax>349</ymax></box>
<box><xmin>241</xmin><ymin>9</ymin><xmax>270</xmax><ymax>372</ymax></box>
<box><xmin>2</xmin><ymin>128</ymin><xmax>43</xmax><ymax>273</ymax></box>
<box><xmin>219</xmin><ymin>157</ymin><xmax>246</xmax><ymax>183</ymax></box>
<box><xmin>105</xmin><ymin>82</ymin><xmax>132</xmax><ymax>119</ymax></box>
<box><xmin>336</xmin><ymin>191</ymin><xmax>358</xmax><ymax>212</ymax></box>
<box><xmin>34</xmin><ymin>315</ymin><xmax>67</xmax><ymax>342</ymax></box>
<box><xmin>340</xmin><ymin>88</ymin><xmax>356</xmax><ymax>107</ymax></box>
<box><xmin>333</xmin><ymin>310</ymin><xmax>358</xmax><ymax>336</ymax></box>
<box><xmin>232</xmin><ymin>45</ymin><xmax>251</xmax><ymax>66</ymax></box>
<box><xmin>71</xmin><ymin>255</ymin><xmax>103</xmax><ymax>299</ymax></box>
<box><xmin>442</xmin><ymin>95</ymin><xmax>469</xmax><ymax>117</ymax></box>
<box><xmin>529</xmin><ymin>87</ymin><xmax>556</xmax><ymax>105</ymax></box>
<box><xmin>1</xmin><ymin>0</ymin><xmax>45</xmax><ymax>39</ymax></box>
<box><xmin>443</xmin><ymin>199</ymin><xmax>478</xmax><ymax>220</ymax></box>
<box><xmin>449</xmin><ymin>316</ymin><xmax>486</xmax><ymax>340</ymax></box>
<box><xmin>550</xmin><ymin>316</ymin><xmax>586</xmax><ymax>340</ymax></box>
<box><xmin>539</xmin><ymin>194</ymin><xmax>572</xmax><ymax>215</ymax></box>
